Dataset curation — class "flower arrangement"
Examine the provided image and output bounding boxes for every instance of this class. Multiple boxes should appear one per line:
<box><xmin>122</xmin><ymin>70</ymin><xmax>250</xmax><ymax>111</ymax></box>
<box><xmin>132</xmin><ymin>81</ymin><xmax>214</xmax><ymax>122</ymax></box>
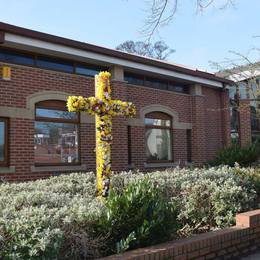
<box><xmin>67</xmin><ymin>96</ymin><xmax>136</xmax><ymax>117</ymax></box>
<box><xmin>67</xmin><ymin>71</ymin><xmax>136</xmax><ymax>197</ymax></box>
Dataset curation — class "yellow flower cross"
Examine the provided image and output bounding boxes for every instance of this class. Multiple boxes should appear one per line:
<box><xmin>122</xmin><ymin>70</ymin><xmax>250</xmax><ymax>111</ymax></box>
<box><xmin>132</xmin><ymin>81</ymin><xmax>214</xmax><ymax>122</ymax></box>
<box><xmin>67</xmin><ymin>71</ymin><xmax>136</xmax><ymax>197</ymax></box>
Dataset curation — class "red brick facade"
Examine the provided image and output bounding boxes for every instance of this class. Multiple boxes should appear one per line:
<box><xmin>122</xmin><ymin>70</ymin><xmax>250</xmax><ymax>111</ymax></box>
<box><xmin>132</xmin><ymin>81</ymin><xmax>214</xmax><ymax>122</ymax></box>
<box><xmin>238</xmin><ymin>100</ymin><xmax>252</xmax><ymax>147</ymax></box>
<box><xmin>0</xmin><ymin>61</ymin><xmax>231</xmax><ymax>181</ymax></box>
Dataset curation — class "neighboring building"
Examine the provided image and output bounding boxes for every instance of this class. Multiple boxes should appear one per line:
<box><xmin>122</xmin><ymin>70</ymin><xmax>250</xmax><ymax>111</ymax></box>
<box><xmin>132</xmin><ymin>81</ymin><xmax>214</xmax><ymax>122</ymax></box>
<box><xmin>218</xmin><ymin>63</ymin><xmax>260</xmax><ymax>146</ymax></box>
<box><xmin>0</xmin><ymin>22</ymin><xmax>232</xmax><ymax>181</ymax></box>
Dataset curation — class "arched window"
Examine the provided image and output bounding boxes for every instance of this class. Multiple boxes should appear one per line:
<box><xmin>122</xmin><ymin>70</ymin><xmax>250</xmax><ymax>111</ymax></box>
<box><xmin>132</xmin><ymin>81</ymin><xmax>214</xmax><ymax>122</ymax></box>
<box><xmin>34</xmin><ymin>100</ymin><xmax>79</xmax><ymax>165</ymax></box>
<box><xmin>145</xmin><ymin>112</ymin><xmax>172</xmax><ymax>162</ymax></box>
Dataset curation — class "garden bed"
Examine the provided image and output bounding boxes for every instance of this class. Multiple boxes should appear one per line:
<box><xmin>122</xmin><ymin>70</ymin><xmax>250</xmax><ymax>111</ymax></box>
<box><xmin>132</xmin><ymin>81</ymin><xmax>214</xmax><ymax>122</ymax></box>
<box><xmin>0</xmin><ymin>166</ymin><xmax>259</xmax><ymax>259</ymax></box>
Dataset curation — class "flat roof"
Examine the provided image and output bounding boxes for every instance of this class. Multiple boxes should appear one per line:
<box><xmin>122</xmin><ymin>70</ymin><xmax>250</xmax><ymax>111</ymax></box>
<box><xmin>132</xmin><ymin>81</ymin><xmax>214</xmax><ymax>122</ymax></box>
<box><xmin>0</xmin><ymin>22</ymin><xmax>233</xmax><ymax>86</ymax></box>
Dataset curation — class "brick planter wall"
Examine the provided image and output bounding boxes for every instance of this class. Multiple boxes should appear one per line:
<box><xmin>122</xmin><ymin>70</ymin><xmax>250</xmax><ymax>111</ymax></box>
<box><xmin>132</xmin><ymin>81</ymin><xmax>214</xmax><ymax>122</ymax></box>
<box><xmin>102</xmin><ymin>209</ymin><xmax>260</xmax><ymax>260</ymax></box>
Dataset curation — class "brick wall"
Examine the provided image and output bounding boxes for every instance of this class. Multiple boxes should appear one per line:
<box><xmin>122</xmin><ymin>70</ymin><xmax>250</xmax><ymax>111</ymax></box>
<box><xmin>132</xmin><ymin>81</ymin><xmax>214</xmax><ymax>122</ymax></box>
<box><xmin>102</xmin><ymin>209</ymin><xmax>260</xmax><ymax>260</ymax></box>
<box><xmin>0</xmin><ymin>62</ymin><xmax>231</xmax><ymax>180</ymax></box>
<box><xmin>239</xmin><ymin>100</ymin><xmax>252</xmax><ymax>147</ymax></box>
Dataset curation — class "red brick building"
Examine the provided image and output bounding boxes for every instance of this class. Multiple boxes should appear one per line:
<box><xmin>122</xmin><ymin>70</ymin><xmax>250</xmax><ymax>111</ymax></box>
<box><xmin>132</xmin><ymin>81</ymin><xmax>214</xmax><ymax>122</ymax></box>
<box><xmin>0</xmin><ymin>23</ymin><xmax>233</xmax><ymax>181</ymax></box>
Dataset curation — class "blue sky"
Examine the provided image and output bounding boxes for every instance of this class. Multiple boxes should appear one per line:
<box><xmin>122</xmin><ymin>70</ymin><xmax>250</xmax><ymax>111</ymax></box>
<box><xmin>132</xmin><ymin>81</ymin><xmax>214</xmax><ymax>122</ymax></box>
<box><xmin>0</xmin><ymin>0</ymin><xmax>259</xmax><ymax>72</ymax></box>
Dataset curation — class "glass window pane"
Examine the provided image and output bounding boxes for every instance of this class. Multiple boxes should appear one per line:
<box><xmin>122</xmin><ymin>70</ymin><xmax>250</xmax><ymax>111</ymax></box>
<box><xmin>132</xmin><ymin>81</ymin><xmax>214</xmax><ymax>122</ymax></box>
<box><xmin>37</xmin><ymin>57</ymin><xmax>73</xmax><ymax>73</ymax></box>
<box><xmin>36</xmin><ymin>108</ymin><xmax>77</xmax><ymax>120</ymax></box>
<box><xmin>250</xmin><ymin>101</ymin><xmax>260</xmax><ymax>132</ymax></box>
<box><xmin>230</xmin><ymin>107</ymin><xmax>239</xmax><ymax>132</ymax></box>
<box><xmin>239</xmin><ymin>82</ymin><xmax>249</xmax><ymax>99</ymax></box>
<box><xmin>248</xmin><ymin>82</ymin><xmax>257</xmax><ymax>99</ymax></box>
<box><xmin>168</xmin><ymin>84</ymin><xmax>186</xmax><ymax>93</ymax></box>
<box><xmin>124</xmin><ymin>73</ymin><xmax>144</xmax><ymax>85</ymax></box>
<box><xmin>228</xmin><ymin>86</ymin><xmax>237</xmax><ymax>100</ymax></box>
<box><xmin>145</xmin><ymin>77</ymin><xmax>168</xmax><ymax>90</ymax></box>
<box><xmin>34</xmin><ymin>122</ymin><xmax>79</xmax><ymax>164</ymax></box>
<box><xmin>75</xmin><ymin>66</ymin><xmax>103</xmax><ymax>77</ymax></box>
<box><xmin>0</xmin><ymin>49</ymin><xmax>34</xmax><ymax>66</ymax></box>
<box><xmin>145</xmin><ymin>118</ymin><xmax>171</xmax><ymax>127</ymax></box>
<box><xmin>0</xmin><ymin>122</ymin><xmax>5</xmax><ymax>161</ymax></box>
<box><xmin>145</xmin><ymin>128</ymin><xmax>171</xmax><ymax>161</ymax></box>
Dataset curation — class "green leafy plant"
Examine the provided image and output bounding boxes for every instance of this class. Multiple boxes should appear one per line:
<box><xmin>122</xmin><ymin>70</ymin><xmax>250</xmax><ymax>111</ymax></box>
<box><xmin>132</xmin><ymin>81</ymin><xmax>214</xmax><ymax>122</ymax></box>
<box><xmin>209</xmin><ymin>143</ymin><xmax>260</xmax><ymax>167</ymax></box>
<box><xmin>99</xmin><ymin>178</ymin><xmax>179</xmax><ymax>254</ymax></box>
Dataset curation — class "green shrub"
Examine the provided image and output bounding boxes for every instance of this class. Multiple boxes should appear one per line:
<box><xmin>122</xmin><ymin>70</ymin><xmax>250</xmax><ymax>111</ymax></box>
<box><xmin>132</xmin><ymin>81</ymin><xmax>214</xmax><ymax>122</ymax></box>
<box><xmin>0</xmin><ymin>173</ymin><xmax>106</xmax><ymax>259</ymax></box>
<box><xmin>112</xmin><ymin>166</ymin><xmax>257</xmax><ymax>234</ymax></box>
<box><xmin>230</xmin><ymin>164</ymin><xmax>260</xmax><ymax>198</ymax></box>
<box><xmin>98</xmin><ymin>178</ymin><xmax>178</xmax><ymax>254</ymax></box>
<box><xmin>209</xmin><ymin>143</ymin><xmax>260</xmax><ymax>167</ymax></box>
<box><xmin>0</xmin><ymin>166</ymin><xmax>257</xmax><ymax>259</ymax></box>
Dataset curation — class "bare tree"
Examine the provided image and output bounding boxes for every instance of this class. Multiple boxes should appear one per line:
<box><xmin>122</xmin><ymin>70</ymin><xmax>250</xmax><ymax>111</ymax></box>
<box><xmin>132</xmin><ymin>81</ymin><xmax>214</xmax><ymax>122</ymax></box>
<box><xmin>142</xmin><ymin>0</ymin><xmax>236</xmax><ymax>40</ymax></box>
<box><xmin>213</xmin><ymin>49</ymin><xmax>260</xmax><ymax>103</ymax></box>
<box><xmin>116</xmin><ymin>40</ymin><xmax>175</xmax><ymax>60</ymax></box>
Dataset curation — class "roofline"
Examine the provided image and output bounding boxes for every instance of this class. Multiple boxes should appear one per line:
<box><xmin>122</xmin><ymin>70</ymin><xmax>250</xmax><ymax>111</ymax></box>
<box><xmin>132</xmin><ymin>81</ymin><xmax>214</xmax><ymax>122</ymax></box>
<box><xmin>0</xmin><ymin>22</ymin><xmax>233</xmax><ymax>85</ymax></box>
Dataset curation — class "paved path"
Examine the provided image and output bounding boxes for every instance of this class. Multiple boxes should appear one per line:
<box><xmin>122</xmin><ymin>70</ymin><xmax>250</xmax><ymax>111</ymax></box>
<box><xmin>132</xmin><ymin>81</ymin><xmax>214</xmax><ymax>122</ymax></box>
<box><xmin>242</xmin><ymin>252</ymin><xmax>260</xmax><ymax>259</ymax></box>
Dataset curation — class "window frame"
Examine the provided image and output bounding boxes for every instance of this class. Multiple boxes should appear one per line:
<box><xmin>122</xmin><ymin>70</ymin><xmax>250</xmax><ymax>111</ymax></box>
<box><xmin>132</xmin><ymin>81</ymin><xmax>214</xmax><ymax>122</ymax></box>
<box><xmin>145</xmin><ymin>112</ymin><xmax>173</xmax><ymax>163</ymax></box>
<box><xmin>0</xmin><ymin>118</ymin><xmax>9</xmax><ymax>167</ymax></box>
<box><xmin>34</xmin><ymin>100</ymin><xmax>81</xmax><ymax>166</ymax></box>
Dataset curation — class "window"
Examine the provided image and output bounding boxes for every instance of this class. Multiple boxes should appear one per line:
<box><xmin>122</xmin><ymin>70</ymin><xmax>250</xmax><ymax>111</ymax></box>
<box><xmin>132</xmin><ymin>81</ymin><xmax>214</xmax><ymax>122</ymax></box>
<box><xmin>168</xmin><ymin>83</ymin><xmax>188</xmax><ymax>93</ymax></box>
<box><xmin>0</xmin><ymin>48</ymin><xmax>34</xmax><ymax>66</ymax></box>
<box><xmin>0</xmin><ymin>47</ymin><xmax>107</xmax><ymax>77</ymax></box>
<box><xmin>229</xmin><ymin>85</ymin><xmax>240</xmax><ymax>144</ymax></box>
<box><xmin>250</xmin><ymin>100</ymin><xmax>260</xmax><ymax>143</ymax></box>
<box><xmin>124</xmin><ymin>72</ymin><xmax>144</xmax><ymax>86</ymax></box>
<box><xmin>124</xmin><ymin>72</ymin><xmax>188</xmax><ymax>93</ymax></box>
<box><xmin>34</xmin><ymin>100</ymin><xmax>79</xmax><ymax>165</ymax></box>
<box><xmin>0</xmin><ymin>118</ymin><xmax>8</xmax><ymax>166</ymax></box>
<box><xmin>145</xmin><ymin>112</ymin><xmax>172</xmax><ymax>162</ymax></box>
<box><xmin>75</xmin><ymin>64</ymin><xmax>107</xmax><ymax>77</ymax></box>
<box><xmin>37</xmin><ymin>56</ymin><xmax>74</xmax><ymax>73</ymax></box>
<box><xmin>145</xmin><ymin>77</ymin><xmax>168</xmax><ymax>90</ymax></box>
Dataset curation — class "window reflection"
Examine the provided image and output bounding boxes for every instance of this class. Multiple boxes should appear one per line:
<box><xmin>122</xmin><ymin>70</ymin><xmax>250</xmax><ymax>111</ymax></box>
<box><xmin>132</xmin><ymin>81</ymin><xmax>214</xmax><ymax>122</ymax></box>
<box><xmin>145</xmin><ymin>128</ymin><xmax>171</xmax><ymax>161</ymax></box>
<box><xmin>145</xmin><ymin>118</ymin><xmax>171</xmax><ymax>127</ymax></box>
<box><xmin>145</xmin><ymin>112</ymin><xmax>172</xmax><ymax>162</ymax></box>
<box><xmin>35</xmin><ymin>101</ymin><xmax>79</xmax><ymax>165</ymax></box>
<box><xmin>34</xmin><ymin>122</ymin><xmax>79</xmax><ymax>164</ymax></box>
<box><xmin>36</xmin><ymin>108</ymin><xmax>77</xmax><ymax>120</ymax></box>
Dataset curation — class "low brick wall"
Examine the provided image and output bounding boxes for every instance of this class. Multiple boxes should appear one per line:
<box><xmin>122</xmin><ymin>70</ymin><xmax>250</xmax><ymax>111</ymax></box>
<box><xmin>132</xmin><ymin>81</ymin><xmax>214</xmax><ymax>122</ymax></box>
<box><xmin>101</xmin><ymin>209</ymin><xmax>260</xmax><ymax>260</ymax></box>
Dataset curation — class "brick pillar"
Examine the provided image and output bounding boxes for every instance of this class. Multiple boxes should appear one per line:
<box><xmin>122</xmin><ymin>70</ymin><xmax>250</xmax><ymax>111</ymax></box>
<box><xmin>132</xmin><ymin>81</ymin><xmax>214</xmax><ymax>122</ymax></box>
<box><xmin>239</xmin><ymin>99</ymin><xmax>252</xmax><ymax>147</ymax></box>
<box><xmin>190</xmin><ymin>85</ymin><xmax>206</xmax><ymax>164</ymax></box>
<box><xmin>221</xmin><ymin>89</ymin><xmax>231</xmax><ymax>146</ymax></box>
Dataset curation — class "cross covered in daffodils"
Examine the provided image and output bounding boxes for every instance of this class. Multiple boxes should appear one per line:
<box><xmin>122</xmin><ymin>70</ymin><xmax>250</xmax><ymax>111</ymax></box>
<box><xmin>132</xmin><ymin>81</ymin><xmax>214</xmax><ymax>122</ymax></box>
<box><xmin>67</xmin><ymin>71</ymin><xmax>136</xmax><ymax>197</ymax></box>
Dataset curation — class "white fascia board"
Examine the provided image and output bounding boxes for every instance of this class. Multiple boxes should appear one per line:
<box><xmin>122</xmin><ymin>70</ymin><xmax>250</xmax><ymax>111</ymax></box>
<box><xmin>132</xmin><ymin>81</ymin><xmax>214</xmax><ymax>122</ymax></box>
<box><xmin>4</xmin><ymin>33</ymin><xmax>223</xmax><ymax>88</ymax></box>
